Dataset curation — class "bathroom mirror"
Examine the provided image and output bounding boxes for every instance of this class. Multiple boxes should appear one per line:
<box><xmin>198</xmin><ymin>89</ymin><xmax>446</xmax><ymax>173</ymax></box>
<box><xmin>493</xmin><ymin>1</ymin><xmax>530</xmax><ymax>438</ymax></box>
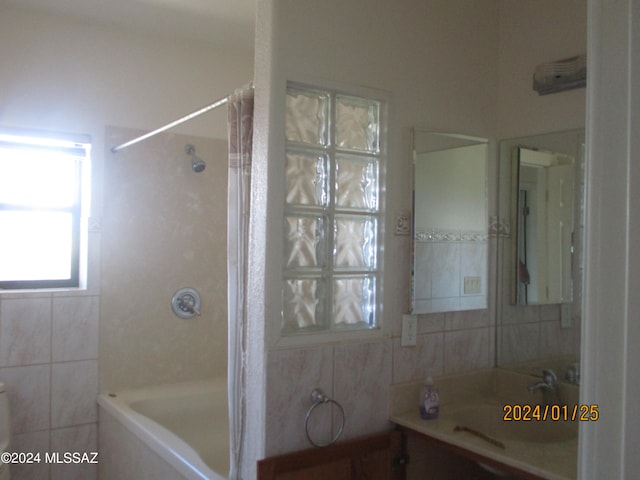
<box><xmin>410</xmin><ymin>129</ymin><xmax>489</xmax><ymax>314</ymax></box>
<box><xmin>505</xmin><ymin>130</ymin><xmax>584</xmax><ymax>306</ymax></box>
<box><xmin>497</xmin><ymin>129</ymin><xmax>584</xmax><ymax>378</ymax></box>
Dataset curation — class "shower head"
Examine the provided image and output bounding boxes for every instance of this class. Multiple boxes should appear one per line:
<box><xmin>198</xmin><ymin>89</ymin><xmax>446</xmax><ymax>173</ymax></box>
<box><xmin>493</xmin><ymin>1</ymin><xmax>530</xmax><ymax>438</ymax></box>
<box><xmin>185</xmin><ymin>144</ymin><xmax>206</xmax><ymax>173</ymax></box>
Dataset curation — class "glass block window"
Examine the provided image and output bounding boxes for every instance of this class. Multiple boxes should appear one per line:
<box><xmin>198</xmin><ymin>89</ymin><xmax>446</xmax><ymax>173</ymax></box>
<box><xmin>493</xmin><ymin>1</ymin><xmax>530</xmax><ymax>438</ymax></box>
<box><xmin>282</xmin><ymin>83</ymin><xmax>385</xmax><ymax>335</ymax></box>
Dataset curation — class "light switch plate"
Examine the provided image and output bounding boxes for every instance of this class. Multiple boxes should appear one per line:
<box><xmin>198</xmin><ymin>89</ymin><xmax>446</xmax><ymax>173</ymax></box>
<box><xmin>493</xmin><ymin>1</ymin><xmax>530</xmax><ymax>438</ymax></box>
<box><xmin>401</xmin><ymin>314</ymin><xmax>417</xmax><ymax>347</ymax></box>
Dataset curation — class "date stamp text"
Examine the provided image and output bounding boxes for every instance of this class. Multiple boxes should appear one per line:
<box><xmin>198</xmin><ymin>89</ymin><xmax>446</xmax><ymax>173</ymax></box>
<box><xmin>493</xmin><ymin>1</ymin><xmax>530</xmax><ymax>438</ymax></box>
<box><xmin>503</xmin><ymin>404</ymin><xmax>599</xmax><ymax>421</ymax></box>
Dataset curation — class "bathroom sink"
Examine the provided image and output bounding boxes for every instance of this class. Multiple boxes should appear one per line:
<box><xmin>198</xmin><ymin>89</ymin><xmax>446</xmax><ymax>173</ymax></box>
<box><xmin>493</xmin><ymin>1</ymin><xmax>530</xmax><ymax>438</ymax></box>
<box><xmin>390</xmin><ymin>370</ymin><xmax>580</xmax><ymax>480</ymax></box>
<box><xmin>450</xmin><ymin>404</ymin><xmax>578</xmax><ymax>444</ymax></box>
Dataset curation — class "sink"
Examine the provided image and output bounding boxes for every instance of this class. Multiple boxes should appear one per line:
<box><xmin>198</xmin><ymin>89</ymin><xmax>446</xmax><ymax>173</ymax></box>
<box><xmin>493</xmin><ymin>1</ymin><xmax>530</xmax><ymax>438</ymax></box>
<box><xmin>390</xmin><ymin>370</ymin><xmax>580</xmax><ymax>479</ymax></box>
<box><xmin>450</xmin><ymin>404</ymin><xmax>578</xmax><ymax>444</ymax></box>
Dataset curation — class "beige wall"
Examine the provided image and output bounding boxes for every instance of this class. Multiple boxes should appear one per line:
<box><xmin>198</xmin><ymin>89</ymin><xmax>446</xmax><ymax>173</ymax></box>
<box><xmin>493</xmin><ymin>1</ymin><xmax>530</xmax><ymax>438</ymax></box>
<box><xmin>101</xmin><ymin>127</ymin><xmax>228</xmax><ymax>391</ymax></box>
<box><xmin>254</xmin><ymin>0</ymin><xmax>501</xmax><ymax>462</ymax></box>
<box><xmin>496</xmin><ymin>0</ymin><xmax>587</xmax><ymax>138</ymax></box>
<box><xmin>495</xmin><ymin>0</ymin><xmax>587</xmax><ymax>370</ymax></box>
<box><xmin>250</xmin><ymin>1</ymin><xmax>587</xmax><ymax>474</ymax></box>
<box><xmin>0</xmin><ymin>0</ymin><xmax>590</xmax><ymax>477</ymax></box>
<box><xmin>0</xmin><ymin>5</ymin><xmax>251</xmax><ymax>480</ymax></box>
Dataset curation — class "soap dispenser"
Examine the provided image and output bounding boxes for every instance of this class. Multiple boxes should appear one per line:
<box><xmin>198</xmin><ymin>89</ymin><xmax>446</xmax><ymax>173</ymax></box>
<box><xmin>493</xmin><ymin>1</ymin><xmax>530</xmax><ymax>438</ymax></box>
<box><xmin>419</xmin><ymin>376</ymin><xmax>440</xmax><ymax>420</ymax></box>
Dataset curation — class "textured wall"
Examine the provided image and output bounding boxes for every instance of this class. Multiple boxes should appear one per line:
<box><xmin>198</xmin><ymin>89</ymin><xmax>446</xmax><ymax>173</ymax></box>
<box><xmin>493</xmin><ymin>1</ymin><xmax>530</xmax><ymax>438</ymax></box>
<box><xmin>101</xmin><ymin>127</ymin><xmax>228</xmax><ymax>391</ymax></box>
<box><xmin>255</xmin><ymin>0</ymin><xmax>500</xmax><ymax>459</ymax></box>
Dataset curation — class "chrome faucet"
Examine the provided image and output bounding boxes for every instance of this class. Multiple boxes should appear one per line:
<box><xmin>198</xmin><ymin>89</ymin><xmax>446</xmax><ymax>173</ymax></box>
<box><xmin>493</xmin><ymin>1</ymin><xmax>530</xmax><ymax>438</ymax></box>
<box><xmin>527</xmin><ymin>369</ymin><xmax>560</xmax><ymax>405</ymax></box>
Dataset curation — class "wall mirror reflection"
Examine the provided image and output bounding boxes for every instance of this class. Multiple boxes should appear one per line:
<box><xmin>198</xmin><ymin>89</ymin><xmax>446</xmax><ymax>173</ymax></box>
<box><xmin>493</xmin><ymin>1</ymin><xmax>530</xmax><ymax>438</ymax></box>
<box><xmin>508</xmin><ymin>131</ymin><xmax>584</xmax><ymax>306</ymax></box>
<box><xmin>498</xmin><ymin>129</ymin><xmax>584</xmax><ymax>381</ymax></box>
<box><xmin>410</xmin><ymin>129</ymin><xmax>489</xmax><ymax>314</ymax></box>
<box><xmin>513</xmin><ymin>148</ymin><xmax>575</xmax><ymax>305</ymax></box>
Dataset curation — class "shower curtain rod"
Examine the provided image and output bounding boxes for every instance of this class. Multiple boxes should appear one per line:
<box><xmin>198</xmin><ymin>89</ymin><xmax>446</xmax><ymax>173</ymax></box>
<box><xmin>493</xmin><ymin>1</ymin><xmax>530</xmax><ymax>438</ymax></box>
<box><xmin>111</xmin><ymin>94</ymin><xmax>229</xmax><ymax>153</ymax></box>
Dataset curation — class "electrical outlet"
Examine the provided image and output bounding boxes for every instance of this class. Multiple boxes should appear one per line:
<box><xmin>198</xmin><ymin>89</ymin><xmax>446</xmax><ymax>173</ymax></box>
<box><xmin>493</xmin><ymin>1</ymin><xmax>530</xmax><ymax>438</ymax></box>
<box><xmin>464</xmin><ymin>276</ymin><xmax>481</xmax><ymax>294</ymax></box>
<box><xmin>401</xmin><ymin>314</ymin><xmax>417</xmax><ymax>347</ymax></box>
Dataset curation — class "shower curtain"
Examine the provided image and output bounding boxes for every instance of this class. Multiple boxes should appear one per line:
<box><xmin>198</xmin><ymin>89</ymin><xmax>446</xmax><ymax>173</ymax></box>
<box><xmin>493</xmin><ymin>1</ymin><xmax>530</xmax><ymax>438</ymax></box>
<box><xmin>227</xmin><ymin>86</ymin><xmax>254</xmax><ymax>480</ymax></box>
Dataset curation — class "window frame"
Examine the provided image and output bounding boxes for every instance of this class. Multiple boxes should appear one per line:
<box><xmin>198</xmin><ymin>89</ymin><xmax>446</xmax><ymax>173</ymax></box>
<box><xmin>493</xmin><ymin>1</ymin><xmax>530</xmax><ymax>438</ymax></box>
<box><xmin>0</xmin><ymin>129</ymin><xmax>90</xmax><ymax>290</ymax></box>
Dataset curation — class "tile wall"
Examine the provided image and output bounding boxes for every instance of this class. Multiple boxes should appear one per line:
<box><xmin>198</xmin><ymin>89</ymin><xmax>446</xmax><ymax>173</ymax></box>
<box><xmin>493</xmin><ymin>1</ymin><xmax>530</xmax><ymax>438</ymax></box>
<box><xmin>0</xmin><ymin>127</ymin><xmax>227</xmax><ymax>480</ymax></box>
<box><xmin>497</xmin><ymin>233</ymin><xmax>581</xmax><ymax>368</ymax></box>
<box><xmin>266</xmin><ymin>234</ymin><xmax>496</xmax><ymax>455</ymax></box>
<box><xmin>0</xmin><ymin>228</ymin><xmax>101</xmax><ymax>480</ymax></box>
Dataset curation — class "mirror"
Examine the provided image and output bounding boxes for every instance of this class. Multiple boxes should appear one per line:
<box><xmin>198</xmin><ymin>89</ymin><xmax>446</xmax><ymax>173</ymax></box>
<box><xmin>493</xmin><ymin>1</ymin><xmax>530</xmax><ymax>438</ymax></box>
<box><xmin>410</xmin><ymin>130</ymin><xmax>489</xmax><ymax>314</ymax></box>
<box><xmin>497</xmin><ymin>129</ymin><xmax>584</xmax><ymax>377</ymax></box>
<box><xmin>506</xmin><ymin>130</ymin><xmax>585</xmax><ymax>305</ymax></box>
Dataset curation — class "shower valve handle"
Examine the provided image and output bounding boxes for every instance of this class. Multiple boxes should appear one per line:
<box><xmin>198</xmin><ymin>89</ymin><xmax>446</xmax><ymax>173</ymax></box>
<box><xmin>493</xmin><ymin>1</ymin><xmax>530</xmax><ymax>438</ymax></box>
<box><xmin>178</xmin><ymin>295</ymin><xmax>200</xmax><ymax>315</ymax></box>
<box><xmin>171</xmin><ymin>288</ymin><xmax>201</xmax><ymax>318</ymax></box>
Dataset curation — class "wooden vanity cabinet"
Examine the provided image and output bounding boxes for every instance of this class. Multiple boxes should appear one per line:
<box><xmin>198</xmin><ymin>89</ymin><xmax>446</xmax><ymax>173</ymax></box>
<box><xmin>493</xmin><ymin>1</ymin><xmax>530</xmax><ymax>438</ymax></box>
<box><xmin>258</xmin><ymin>430</ymin><xmax>405</xmax><ymax>480</ymax></box>
<box><xmin>400</xmin><ymin>426</ymin><xmax>547</xmax><ymax>480</ymax></box>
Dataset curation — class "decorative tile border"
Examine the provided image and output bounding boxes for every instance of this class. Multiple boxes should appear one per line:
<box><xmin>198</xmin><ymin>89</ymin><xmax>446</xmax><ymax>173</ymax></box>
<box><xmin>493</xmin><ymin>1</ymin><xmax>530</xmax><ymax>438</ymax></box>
<box><xmin>414</xmin><ymin>229</ymin><xmax>488</xmax><ymax>242</ymax></box>
<box><xmin>409</xmin><ymin>217</ymin><xmax>511</xmax><ymax>241</ymax></box>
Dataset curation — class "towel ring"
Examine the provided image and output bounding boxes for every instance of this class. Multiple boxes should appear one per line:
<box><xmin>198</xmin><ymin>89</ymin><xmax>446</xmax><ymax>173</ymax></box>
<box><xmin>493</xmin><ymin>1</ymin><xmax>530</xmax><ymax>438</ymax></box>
<box><xmin>304</xmin><ymin>388</ymin><xmax>346</xmax><ymax>447</ymax></box>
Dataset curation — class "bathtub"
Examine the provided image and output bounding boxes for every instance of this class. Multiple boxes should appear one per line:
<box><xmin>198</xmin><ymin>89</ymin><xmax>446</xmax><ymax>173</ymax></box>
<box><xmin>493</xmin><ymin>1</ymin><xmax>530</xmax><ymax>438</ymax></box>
<box><xmin>98</xmin><ymin>378</ymin><xmax>229</xmax><ymax>480</ymax></box>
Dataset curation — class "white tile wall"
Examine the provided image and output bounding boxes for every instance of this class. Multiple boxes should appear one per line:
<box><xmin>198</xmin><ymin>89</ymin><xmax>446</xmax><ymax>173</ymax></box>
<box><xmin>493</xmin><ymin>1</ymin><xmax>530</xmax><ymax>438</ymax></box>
<box><xmin>334</xmin><ymin>341</ymin><xmax>393</xmax><ymax>440</ymax></box>
<box><xmin>264</xmin><ymin>232</ymin><xmax>499</xmax><ymax>458</ymax></box>
<box><xmin>266</xmin><ymin>346</ymin><xmax>334</xmax><ymax>454</ymax></box>
<box><xmin>9</xmin><ymin>430</ymin><xmax>50</xmax><ymax>480</ymax></box>
<box><xmin>0</xmin><ymin>293</ymin><xmax>100</xmax><ymax>480</ymax></box>
<box><xmin>443</xmin><ymin>328</ymin><xmax>491</xmax><ymax>374</ymax></box>
<box><xmin>51</xmin><ymin>360</ymin><xmax>99</xmax><ymax>428</ymax></box>
<box><xmin>52</xmin><ymin>297</ymin><xmax>99</xmax><ymax>362</ymax></box>
<box><xmin>265</xmin><ymin>306</ymin><xmax>496</xmax><ymax>457</ymax></box>
<box><xmin>0</xmin><ymin>365</ymin><xmax>50</xmax><ymax>434</ymax></box>
<box><xmin>392</xmin><ymin>333</ymin><xmax>444</xmax><ymax>383</ymax></box>
<box><xmin>0</xmin><ymin>298</ymin><xmax>51</xmax><ymax>367</ymax></box>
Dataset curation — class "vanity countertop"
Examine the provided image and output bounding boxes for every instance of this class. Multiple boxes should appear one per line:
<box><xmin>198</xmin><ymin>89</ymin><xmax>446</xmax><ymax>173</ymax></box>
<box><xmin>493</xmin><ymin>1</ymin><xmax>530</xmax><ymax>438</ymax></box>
<box><xmin>389</xmin><ymin>369</ymin><xmax>579</xmax><ymax>480</ymax></box>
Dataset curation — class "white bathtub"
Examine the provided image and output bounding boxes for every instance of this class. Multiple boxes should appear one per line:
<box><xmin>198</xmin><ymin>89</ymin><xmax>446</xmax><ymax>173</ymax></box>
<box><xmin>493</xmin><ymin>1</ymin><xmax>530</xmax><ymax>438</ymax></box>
<box><xmin>98</xmin><ymin>378</ymin><xmax>229</xmax><ymax>480</ymax></box>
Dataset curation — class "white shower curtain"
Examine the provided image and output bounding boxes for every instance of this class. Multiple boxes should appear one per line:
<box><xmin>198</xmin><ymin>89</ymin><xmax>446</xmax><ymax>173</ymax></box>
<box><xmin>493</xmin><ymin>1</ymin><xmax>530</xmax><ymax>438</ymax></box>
<box><xmin>227</xmin><ymin>86</ymin><xmax>254</xmax><ymax>480</ymax></box>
